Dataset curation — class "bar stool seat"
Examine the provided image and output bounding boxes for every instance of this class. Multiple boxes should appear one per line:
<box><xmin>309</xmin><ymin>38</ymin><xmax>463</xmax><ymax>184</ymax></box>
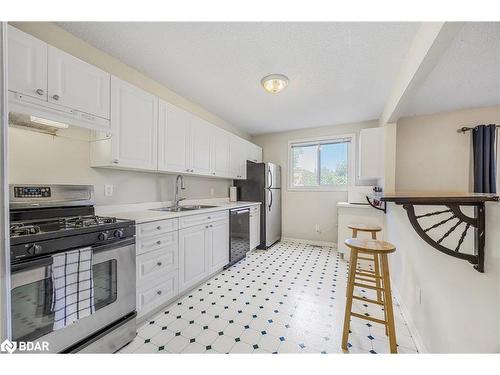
<box><xmin>347</xmin><ymin>223</ymin><xmax>382</xmax><ymax>239</ymax></box>
<box><xmin>342</xmin><ymin>238</ymin><xmax>398</xmax><ymax>353</ymax></box>
<box><xmin>344</xmin><ymin>238</ymin><xmax>395</xmax><ymax>254</ymax></box>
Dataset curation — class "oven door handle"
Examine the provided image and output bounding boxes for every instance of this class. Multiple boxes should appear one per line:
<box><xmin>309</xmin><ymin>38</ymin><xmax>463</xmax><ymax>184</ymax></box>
<box><xmin>11</xmin><ymin>256</ymin><xmax>53</xmax><ymax>274</ymax></box>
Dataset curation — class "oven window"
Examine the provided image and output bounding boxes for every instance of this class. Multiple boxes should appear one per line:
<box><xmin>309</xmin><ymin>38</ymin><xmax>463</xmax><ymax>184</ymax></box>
<box><xmin>93</xmin><ymin>259</ymin><xmax>117</xmax><ymax>310</ymax></box>
<box><xmin>11</xmin><ymin>259</ymin><xmax>118</xmax><ymax>342</ymax></box>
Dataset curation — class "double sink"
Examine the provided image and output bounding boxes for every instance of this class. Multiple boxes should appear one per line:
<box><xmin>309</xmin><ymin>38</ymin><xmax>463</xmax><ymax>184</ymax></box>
<box><xmin>150</xmin><ymin>204</ymin><xmax>218</xmax><ymax>212</ymax></box>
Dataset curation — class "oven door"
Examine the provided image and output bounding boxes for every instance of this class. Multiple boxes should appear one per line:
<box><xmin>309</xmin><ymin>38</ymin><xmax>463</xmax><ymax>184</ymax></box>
<box><xmin>10</xmin><ymin>238</ymin><xmax>136</xmax><ymax>353</ymax></box>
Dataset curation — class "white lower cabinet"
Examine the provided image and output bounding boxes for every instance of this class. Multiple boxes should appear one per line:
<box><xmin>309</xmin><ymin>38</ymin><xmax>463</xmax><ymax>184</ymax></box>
<box><xmin>135</xmin><ymin>210</ymin><xmax>233</xmax><ymax>319</ymax></box>
<box><xmin>178</xmin><ymin>223</ymin><xmax>210</xmax><ymax>293</ymax></box>
<box><xmin>250</xmin><ymin>206</ymin><xmax>261</xmax><ymax>250</ymax></box>
<box><xmin>137</xmin><ymin>273</ymin><xmax>178</xmax><ymax>318</ymax></box>
<box><xmin>209</xmin><ymin>219</ymin><xmax>230</xmax><ymax>273</ymax></box>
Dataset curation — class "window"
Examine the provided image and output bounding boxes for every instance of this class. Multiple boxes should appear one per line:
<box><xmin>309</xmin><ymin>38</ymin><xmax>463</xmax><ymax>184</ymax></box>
<box><xmin>288</xmin><ymin>135</ymin><xmax>354</xmax><ymax>190</ymax></box>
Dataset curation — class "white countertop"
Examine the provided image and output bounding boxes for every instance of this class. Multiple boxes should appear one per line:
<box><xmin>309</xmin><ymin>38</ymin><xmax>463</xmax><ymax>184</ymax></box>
<box><xmin>95</xmin><ymin>198</ymin><xmax>261</xmax><ymax>224</ymax></box>
<box><xmin>337</xmin><ymin>201</ymin><xmax>373</xmax><ymax>209</ymax></box>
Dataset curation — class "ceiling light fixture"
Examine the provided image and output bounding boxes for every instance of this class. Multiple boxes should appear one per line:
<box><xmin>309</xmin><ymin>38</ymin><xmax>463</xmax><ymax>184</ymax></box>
<box><xmin>30</xmin><ymin>116</ymin><xmax>69</xmax><ymax>129</ymax></box>
<box><xmin>261</xmin><ymin>74</ymin><xmax>289</xmax><ymax>94</ymax></box>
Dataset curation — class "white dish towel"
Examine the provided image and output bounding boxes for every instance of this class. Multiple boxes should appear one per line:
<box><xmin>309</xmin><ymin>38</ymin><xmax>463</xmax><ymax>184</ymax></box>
<box><xmin>51</xmin><ymin>247</ymin><xmax>95</xmax><ymax>330</ymax></box>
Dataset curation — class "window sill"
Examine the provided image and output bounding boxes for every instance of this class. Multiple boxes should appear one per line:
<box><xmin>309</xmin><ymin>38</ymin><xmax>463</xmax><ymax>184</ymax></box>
<box><xmin>288</xmin><ymin>187</ymin><xmax>348</xmax><ymax>192</ymax></box>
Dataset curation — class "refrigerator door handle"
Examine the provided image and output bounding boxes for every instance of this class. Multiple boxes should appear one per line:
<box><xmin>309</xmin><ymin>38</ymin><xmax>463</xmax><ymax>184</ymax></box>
<box><xmin>268</xmin><ymin>189</ymin><xmax>273</xmax><ymax>212</ymax></box>
<box><xmin>268</xmin><ymin>167</ymin><xmax>273</xmax><ymax>189</ymax></box>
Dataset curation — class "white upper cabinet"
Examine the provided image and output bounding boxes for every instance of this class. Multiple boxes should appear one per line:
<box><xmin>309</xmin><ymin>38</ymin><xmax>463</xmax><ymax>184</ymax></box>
<box><xmin>211</xmin><ymin>127</ymin><xmax>230</xmax><ymax>178</ymax></box>
<box><xmin>158</xmin><ymin>99</ymin><xmax>191</xmax><ymax>173</ymax></box>
<box><xmin>229</xmin><ymin>135</ymin><xmax>247</xmax><ymax>179</ymax></box>
<box><xmin>48</xmin><ymin>46</ymin><xmax>110</xmax><ymax>119</ymax></box>
<box><xmin>246</xmin><ymin>140</ymin><xmax>262</xmax><ymax>163</ymax></box>
<box><xmin>190</xmin><ymin>116</ymin><xmax>212</xmax><ymax>175</ymax></box>
<box><xmin>109</xmin><ymin>76</ymin><xmax>158</xmax><ymax>170</ymax></box>
<box><xmin>7</xmin><ymin>25</ymin><xmax>48</xmax><ymax>101</ymax></box>
<box><xmin>358</xmin><ymin>127</ymin><xmax>385</xmax><ymax>180</ymax></box>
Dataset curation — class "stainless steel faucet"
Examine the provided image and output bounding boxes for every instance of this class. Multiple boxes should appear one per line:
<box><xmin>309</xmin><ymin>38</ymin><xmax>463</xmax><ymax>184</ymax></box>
<box><xmin>173</xmin><ymin>175</ymin><xmax>186</xmax><ymax>208</ymax></box>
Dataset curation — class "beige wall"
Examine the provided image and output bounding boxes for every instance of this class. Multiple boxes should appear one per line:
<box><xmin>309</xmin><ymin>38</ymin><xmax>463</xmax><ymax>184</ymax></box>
<box><xmin>395</xmin><ymin>106</ymin><xmax>500</xmax><ymax>191</ymax></box>
<box><xmin>9</xmin><ymin>22</ymin><xmax>249</xmax><ymax>141</ymax></box>
<box><xmin>252</xmin><ymin>120</ymin><xmax>378</xmax><ymax>245</ymax></box>
<box><xmin>9</xmin><ymin>127</ymin><xmax>232</xmax><ymax>205</ymax></box>
<box><xmin>388</xmin><ymin>105</ymin><xmax>500</xmax><ymax>352</ymax></box>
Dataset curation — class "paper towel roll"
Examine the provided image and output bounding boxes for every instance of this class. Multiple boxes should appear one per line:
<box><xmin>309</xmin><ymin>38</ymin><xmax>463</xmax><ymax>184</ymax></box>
<box><xmin>229</xmin><ymin>186</ymin><xmax>238</xmax><ymax>202</ymax></box>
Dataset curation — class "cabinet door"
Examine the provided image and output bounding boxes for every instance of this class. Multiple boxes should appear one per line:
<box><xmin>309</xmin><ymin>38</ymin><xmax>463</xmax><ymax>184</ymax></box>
<box><xmin>209</xmin><ymin>219</ymin><xmax>229</xmax><ymax>273</ymax></box>
<box><xmin>7</xmin><ymin>26</ymin><xmax>48</xmax><ymax>101</ymax></box>
<box><xmin>48</xmin><ymin>46</ymin><xmax>110</xmax><ymax>119</ymax></box>
<box><xmin>229</xmin><ymin>136</ymin><xmax>247</xmax><ymax>179</ymax></box>
<box><xmin>158</xmin><ymin>100</ymin><xmax>191</xmax><ymax>173</ymax></box>
<box><xmin>110</xmin><ymin>76</ymin><xmax>158</xmax><ymax>170</ymax></box>
<box><xmin>211</xmin><ymin>128</ymin><xmax>230</xmax><ymax>177</ymax></box>
<box><xmin>359</xmin><ymin>127</ymin><xmax>385</xmax><ymax>179</ymax></box>
<box><xmin>248</xmin><ymin>143</ymin><xmax>262</xmax><ymax>163</ymax></box>
<box><xmin>191</xmin><ymin>116</ymin><xmax>212</xmax><ymax>175</ymax></box>
<box><xmin>178</xmin><ymin>224</ymin><xmax>209</xmax><ymax>293</ymax></box>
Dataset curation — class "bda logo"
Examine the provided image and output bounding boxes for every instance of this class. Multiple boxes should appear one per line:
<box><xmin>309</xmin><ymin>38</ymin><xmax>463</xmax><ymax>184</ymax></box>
<box><xmin>0</xmin><ymin>339</ymin><xmax>17</xmax><ymax>354</ymax></box>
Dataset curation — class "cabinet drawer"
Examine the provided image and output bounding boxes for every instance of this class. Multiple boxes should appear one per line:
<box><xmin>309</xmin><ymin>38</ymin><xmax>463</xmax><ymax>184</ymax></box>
<box><xmin>178</xmin><ymin>210</ymin><xmax>228</xmax><ymax>229</ymax></box>
<box><xmin>137</xmin><ymin>272</ymin><xmax>178</xmax><ymax>317</ymax></box>
<box><xmin>137</xmin><ymin>244</ymin><xmax>178</xmax><ymax>285</ymax></box>
<box><xmin>136</xmin><ymin>231</ymin><xmax>177</xmax><ymax>256</ymax></box>
<box><xmin>137</xmin><ymin>218</ymin><xmax>178</xmax><ymax>238</ymax></box>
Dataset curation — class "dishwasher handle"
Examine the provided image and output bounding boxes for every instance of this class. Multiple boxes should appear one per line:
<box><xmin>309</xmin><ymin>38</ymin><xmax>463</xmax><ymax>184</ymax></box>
<box><xmin>231</xmin><ymin>208</ymin><xmax>250</xmax><ymax>215</ymax></box>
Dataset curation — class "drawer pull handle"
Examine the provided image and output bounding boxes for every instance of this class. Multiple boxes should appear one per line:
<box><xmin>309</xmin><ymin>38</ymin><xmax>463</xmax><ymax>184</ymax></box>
<box><xmin>157</xmin><ymin>262</ymin><xmax>163</xmax><ymax>266</ymax></box>
<box><xmin>157</xmin><ymin>290</ymin><xmax>162</xmax><ymax>295</ymax></box>
<box><xmin>156</xmin><ymin>240</ymin><xmax>161</xmax><ymax>245</ymax></box>
<box><xmin>157</xmin><ymin>226</ymin><xmax>161</xmax><ymax>230</ymax></box>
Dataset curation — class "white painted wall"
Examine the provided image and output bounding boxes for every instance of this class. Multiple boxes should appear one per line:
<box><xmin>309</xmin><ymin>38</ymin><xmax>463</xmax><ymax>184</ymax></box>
<box><xmin>389</xmin><ymin>105</ymin><xmax>500</xmax><ymax>352</ymax></box>
<box><xmin>252</xmin><ymin>120</ymin><xmax>378</xmax><ymax>245</ymax></box>
<box><xmin>9</xmin><ymin>127</ymin><xmax>233</xmax><ymax>205</ymax></box>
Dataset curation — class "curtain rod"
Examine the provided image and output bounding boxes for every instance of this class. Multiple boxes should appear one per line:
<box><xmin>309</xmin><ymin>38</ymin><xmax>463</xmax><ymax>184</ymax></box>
<box><xmin>457</xmin><ymin>125</ymin><xmax>500</xmax><ymax>134</ymax></box>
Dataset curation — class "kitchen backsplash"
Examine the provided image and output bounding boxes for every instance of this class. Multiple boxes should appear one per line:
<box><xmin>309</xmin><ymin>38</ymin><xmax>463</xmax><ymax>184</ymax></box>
<box><xmin>8</xmin><ymin>126</ymin><xmax>232</xmax><ymax>205</ymax></box>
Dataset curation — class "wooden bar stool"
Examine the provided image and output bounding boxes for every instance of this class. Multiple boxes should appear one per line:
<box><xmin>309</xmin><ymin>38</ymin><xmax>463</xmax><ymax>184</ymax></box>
<box><xmin>347</xmin><ymin>224</ymin><xmax>383</xmax><ymax>302</ymax></box>
<box><xmin>341</xmin><ymin>238</ymin><xmax>398</xmax><ymax>353</ymax></box>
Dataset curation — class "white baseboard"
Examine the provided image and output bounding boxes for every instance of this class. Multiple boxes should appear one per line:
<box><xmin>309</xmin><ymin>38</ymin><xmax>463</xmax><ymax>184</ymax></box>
<box><xmin>281</xmin><ymin>237</ymin><xmax>337</xmax><ymax>248</ymax></box>
<box><xmin>392</xmin><ymin>286</ymin><xmax>428</xmax><ymax>353</ymax></box>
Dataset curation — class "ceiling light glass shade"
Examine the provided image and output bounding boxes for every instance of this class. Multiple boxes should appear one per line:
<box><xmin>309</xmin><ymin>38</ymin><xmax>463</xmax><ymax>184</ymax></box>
<box><xmin>261</xmin><ymin>74</ymin><xmax>289</xmax><ymax>93</ymax></box>
<box><xmin>30</xmin><ymin>115</ymin><xmax>69</xmax><ymax>129</ymax></box>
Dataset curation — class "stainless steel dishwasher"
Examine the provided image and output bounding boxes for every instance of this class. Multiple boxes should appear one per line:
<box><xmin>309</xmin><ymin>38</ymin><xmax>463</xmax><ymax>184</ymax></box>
<box><xmin>227</xmin><ymin>208</ymin><xmax>250</xmax><ymax>267</ymax></box>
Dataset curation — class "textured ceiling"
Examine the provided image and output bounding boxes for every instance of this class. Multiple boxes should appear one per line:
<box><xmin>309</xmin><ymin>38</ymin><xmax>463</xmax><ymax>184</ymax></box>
<box><xmin>56</xmin><ymin>22</ymin><xmax>419</xmax><ymax>134</ymax></box>
<box><xmin>403</xmin><ymin>22</ymin><xmax>500</xmax><ymax>117</ymax></box>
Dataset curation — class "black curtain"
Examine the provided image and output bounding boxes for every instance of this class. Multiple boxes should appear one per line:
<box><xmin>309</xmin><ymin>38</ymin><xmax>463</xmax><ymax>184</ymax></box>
<box><xmin>473</xmin><ymin>124</ymin><xmax>497</xmax><ymax>193</ymax></box>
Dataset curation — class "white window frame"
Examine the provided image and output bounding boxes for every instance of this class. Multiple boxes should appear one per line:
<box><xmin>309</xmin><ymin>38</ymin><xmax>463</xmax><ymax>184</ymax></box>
<box><xmin>288</xmin><ymin>134</ymin><xmax>355</xmax><ymax>192</ymax></box>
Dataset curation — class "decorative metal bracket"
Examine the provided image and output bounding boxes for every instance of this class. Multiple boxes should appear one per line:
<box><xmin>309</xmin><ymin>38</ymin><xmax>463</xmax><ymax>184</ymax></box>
<box><xmin>378</xmin><ymin>194</ymin><xmax>498</xmax><ymax>273</ymax></box>
<box><xmin>366</xmin><ymin>196</ymin><xmax>386</xmax><ymax>213</ymax></box>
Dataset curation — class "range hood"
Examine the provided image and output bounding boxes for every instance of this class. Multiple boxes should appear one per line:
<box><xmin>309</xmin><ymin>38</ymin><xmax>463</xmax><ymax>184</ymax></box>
<box><xmin>9</xmin><ymin>112</ymin><xmax>69</xmax><ymax>135</ymax></box>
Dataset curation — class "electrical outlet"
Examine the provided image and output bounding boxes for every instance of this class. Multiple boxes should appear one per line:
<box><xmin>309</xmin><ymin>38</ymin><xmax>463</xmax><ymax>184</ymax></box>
<box><xmin>104</xmin><ymin>184</ymin><xmax>113</xmax><ymax>197</ymax></box>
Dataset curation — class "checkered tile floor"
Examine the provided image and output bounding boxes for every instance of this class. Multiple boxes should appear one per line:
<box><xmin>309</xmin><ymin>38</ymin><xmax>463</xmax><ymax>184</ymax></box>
<box><xmin>120</xmin><ymin>241</ymin><xmax>418</xmax><ymax>354</ymax></box>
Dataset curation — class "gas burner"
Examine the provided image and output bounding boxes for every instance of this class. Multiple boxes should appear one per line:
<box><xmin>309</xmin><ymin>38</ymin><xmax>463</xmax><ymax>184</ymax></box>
<box><xmin>10</xmin><ymin>223</ymin><xmax>40</xmax><ymax>237</ymax></box>
<box><xmin>63</xmin><ymin>215</ymin><xmax>117</xmax><ymax>228</ymax></box>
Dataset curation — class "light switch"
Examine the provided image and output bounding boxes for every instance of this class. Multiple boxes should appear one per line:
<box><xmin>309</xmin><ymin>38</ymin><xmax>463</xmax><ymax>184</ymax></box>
<box><xmin>104</xmin><ymin>184</ymin><xmax>114</xmax><ymax>197</ymax></box>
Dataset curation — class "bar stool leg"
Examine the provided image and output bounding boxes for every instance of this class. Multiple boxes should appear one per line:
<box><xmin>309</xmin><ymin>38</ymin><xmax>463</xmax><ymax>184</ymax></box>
<box><xmin>380</xmin><ymin>253</ymin><xmax>397</xmax><ymax>353</ymax></box>
<box><xmin>341</xmin><ymin>248</ymin><xmax>358</xmax><ymax>351</ymax></box>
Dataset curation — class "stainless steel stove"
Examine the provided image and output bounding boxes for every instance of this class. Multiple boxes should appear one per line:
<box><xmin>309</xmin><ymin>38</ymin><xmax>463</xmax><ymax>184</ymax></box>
<box><xmin>9</xmin><ymin>184</ymin><xmax>137</xmax><ymax>353</ymax></box>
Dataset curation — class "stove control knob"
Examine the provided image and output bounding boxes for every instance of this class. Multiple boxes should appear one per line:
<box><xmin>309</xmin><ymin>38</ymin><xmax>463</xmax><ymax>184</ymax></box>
<box><xmin>98</xmin><ymin>232</ymin><xmax>109</xmax><ymax>241</ymax></box>
<box><xmin>113</xmin><ymin>229</ymin><xmax>124</xmax><ymax>238</ymax></box>
<box><xmin>27</xmin><ymin>244</ymin><xmax>42</xmax><ymax>255</ymax></box>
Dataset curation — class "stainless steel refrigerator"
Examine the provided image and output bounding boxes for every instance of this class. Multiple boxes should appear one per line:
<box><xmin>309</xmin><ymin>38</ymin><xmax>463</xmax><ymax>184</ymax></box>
<box><xmin>234</xmin><ymin>161</ymin><xmax>281</xmax><ymax>249</ymax></box>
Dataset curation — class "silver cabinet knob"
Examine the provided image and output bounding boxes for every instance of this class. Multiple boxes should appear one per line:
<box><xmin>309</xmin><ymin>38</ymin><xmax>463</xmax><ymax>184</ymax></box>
<box><xmin>190</xmin><ymin>169</ymin><xmax>194</xmax><ymax>172</ymax></box>
<box><xmin>36</xmin><ymin>88</ymin><xmax>44</xmax><ymax>96</ymax></box>
<box><xmin>112</xmin><ymin>159</ymin><xmax>119</xmax><ymax>164</ymax></box>
<box><xmin>157</xmin><ymin>290</ymin><xmax>162</xmax><ymax>295</ymax></box>
<box><xmin>156</xmin><ymin>240</ymin><xmax>161</xmax><ymax>245</ymax></box>
<box><xmin>212</xmin><ymin>172</ymin><xmax>216</xmax><ymax>175</ymax></box>
<box><xmin>52</xmin><ymin>94</ymin><xmax>60</xmax><ymax>101</ymax></box>
<box><xmin>156</xmin><ymin>226</ymin><xmax>161</xmax><ymax>230</ymax></box>
<box><xmin>157</xmin><ymin>261</ymin><xmax>162</xmax><ymax>266</ymax></box>
<box><xmin>185</xmin><ymin>169</ymin><xmax>190</xmax><ymax>172</ymax></box>
<box><xmin>207</xmin><ymin>216</ymin><xmax>211</xmax><ymax>219</ymax></box>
